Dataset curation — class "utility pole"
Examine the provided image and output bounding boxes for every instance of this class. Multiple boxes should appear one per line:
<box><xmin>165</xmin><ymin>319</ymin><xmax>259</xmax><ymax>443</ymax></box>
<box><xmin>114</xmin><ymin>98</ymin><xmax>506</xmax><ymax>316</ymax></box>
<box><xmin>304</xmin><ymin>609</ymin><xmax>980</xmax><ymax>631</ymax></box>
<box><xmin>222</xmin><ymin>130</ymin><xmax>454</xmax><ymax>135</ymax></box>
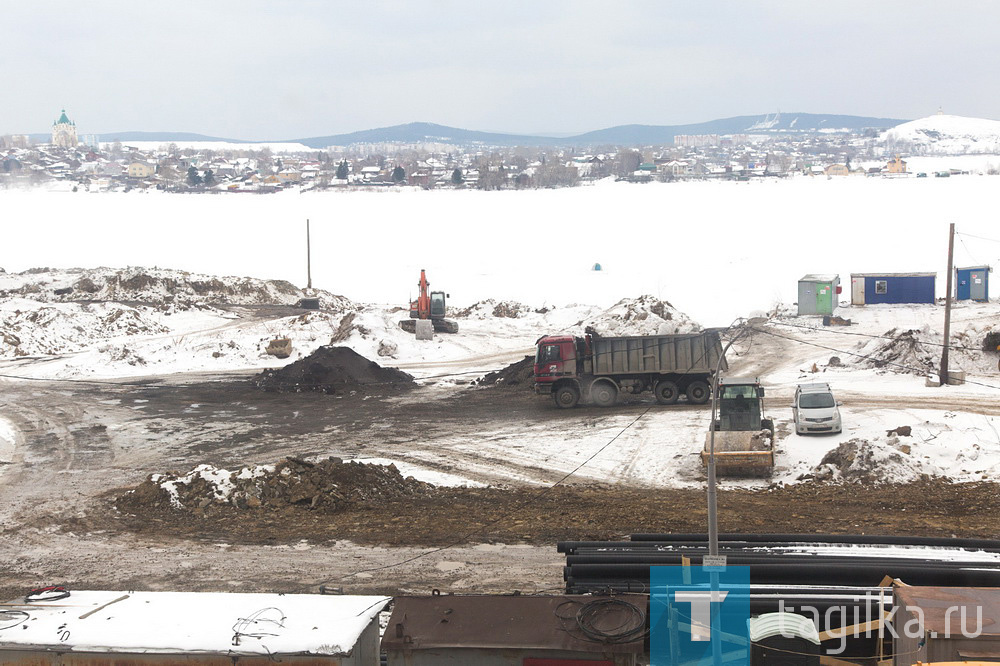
<box><xmin>306</xmin><ymin>218</ymin><xmax>313</xmax><ymax>292</ymax></box>
<box><xmin>940</xmin><ymin>223</ymin><xmax>955</xmax><ymax>386</ymax></box>
<box><xmin>706</xmin><ymin>324</ymin><xmax>746</xmax><ymax>556</ymax></box>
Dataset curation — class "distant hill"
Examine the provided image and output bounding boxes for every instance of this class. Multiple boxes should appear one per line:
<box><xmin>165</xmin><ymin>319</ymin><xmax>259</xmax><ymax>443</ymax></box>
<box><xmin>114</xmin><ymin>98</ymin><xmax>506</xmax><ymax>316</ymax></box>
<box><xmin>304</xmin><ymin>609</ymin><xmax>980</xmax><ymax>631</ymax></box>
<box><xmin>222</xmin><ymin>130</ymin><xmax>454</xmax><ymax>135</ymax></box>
<box><xmin>293</xmin><ymin>122</ymin><xmax>546</xmax><ymax>149</ymax></box>
<box><xmin>293</xmin><ymin>113</ymin><xmax>906</xmax><ymax>148</ymax></box>
<box><xmin>25</xmin><ymin>113</ymin><xmax>909</xmax><ymax>149</ymax></box>
<box><xmin>27</xmin><ymin>131</ymin><xmax>243</xmax><ymax>145</ymax></box>
<box><xmin>100</xmin><ymin>131</ymin><xmax>246</xmax><ymax>143</ymax></box>
<box><xmin>568</xmin><ymin>113</ymin><xmax>906</xmax><ymax>145</ymax></box>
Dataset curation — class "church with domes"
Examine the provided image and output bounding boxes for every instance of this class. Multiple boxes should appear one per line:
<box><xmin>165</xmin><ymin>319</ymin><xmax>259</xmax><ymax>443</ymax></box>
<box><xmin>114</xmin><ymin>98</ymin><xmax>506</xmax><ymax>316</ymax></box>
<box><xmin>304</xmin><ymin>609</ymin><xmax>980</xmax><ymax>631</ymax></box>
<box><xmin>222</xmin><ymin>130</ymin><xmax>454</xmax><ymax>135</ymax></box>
<box><xmin>51</xmin><ymin>109</ymin><xmax>78</xmax><ymax>148</ymax></box>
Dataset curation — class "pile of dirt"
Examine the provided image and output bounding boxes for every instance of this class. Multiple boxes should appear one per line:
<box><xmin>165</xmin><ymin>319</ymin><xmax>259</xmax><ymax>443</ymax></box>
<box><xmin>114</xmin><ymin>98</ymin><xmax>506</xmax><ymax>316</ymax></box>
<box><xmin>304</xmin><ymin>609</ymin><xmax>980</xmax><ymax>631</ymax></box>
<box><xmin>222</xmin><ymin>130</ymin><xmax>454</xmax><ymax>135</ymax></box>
<box><xmin>251</xmin><ymin>345</ymin><xmax>415</xmax><ymax>393</ymax></box>
<box><xmin>98</xmin><ymin>478</ymin><xmax>1000</xmax><ymax>548</ymax></box>
<box><xmin>116</xmin><ymin>457</ymin><xmax>435</xmax><ymax>516</ymax></box>
<box><xmin>478</xmin><ymin>356</ymin><xmax>534</xmax><ymax>389</ymax></box>
<box><xmin>808</xmin><ymin>438</ymin><xmax>941</xmax><ymax>485</ymax></box>
<box><xmin>859</xmin><ymin>328</ymin><xmax>939</xmax><ymax>374</ymax></box>
<box><xmin>580</xmin><ymin>295</ymin><xmax>701</xmax><ymax>336</ymax></box>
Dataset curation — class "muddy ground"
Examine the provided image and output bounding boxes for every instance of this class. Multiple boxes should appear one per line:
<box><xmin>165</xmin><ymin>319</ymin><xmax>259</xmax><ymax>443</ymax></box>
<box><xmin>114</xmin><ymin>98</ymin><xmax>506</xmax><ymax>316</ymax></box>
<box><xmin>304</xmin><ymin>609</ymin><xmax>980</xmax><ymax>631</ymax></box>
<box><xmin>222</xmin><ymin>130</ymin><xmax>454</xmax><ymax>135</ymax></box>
<box><xmin>3</xmin><ymin>358</ymin><xmax>1000</xmax><ymax>603</ymax></box>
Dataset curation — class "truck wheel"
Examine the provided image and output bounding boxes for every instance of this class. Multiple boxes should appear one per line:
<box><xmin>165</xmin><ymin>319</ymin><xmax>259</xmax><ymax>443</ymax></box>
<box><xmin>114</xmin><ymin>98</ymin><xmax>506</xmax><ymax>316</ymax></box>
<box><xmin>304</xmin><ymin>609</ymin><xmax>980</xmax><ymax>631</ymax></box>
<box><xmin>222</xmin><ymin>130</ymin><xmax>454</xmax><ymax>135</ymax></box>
<box><xmin>553</xmin><ymin>385</ymin><xmax>580</xmax><ymax>409</ymax></box>
<box><xmin>654</xmin><ymin>379</ymin><xmax>680</xmax><ymax>405</ymax></box>
<box><xmin>592</xmin><ymin>381</ymin><xmax>618</xmax><ymax>408</ymax></box>
<box><xmin>686</xmin><ymin>380</ymin><xmax>710</xmax><ymax>404</ymax></box>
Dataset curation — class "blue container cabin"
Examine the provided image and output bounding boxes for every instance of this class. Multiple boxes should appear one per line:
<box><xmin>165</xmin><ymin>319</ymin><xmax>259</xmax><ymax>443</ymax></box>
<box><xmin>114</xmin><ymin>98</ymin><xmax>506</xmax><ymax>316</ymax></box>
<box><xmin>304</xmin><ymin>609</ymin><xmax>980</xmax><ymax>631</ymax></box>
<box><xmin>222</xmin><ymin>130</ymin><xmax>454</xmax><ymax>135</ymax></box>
<box><xmin>850</xmin><ymin>272</ymin><xmax>936</xmax><ymax>305</ymax></box>
<box><xmin>956</xmin><ymin>265</ymin><xmax>990</xmax><ymax>302</ymax></box>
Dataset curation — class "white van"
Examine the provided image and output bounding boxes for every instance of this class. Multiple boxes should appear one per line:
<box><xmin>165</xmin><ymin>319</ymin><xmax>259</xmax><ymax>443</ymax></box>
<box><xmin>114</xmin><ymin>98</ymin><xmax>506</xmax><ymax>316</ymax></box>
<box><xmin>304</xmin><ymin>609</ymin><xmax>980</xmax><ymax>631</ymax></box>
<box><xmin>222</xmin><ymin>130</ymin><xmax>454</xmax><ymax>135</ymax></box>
<box><xmin>792</xmin><ymin>383</ymin><xmax>842</xmax><ymax>434</ymax></box>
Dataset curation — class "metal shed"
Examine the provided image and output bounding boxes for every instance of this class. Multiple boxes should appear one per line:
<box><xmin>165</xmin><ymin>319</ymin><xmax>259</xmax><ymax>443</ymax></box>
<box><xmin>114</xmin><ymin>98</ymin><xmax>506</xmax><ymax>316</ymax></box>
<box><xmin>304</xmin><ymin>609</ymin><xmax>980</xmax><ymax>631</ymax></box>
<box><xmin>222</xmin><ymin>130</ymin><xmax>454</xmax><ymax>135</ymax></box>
<box><xmin>850</xmin><ymin>273</ymin><xmax>936</xmax><ymax>305</ymax></box>
<box><xmin>956</xmin><ymin>266</ymin><xmax>991</xmax><ymax>302</ymax></box>
<box><xmin>382</xmin><ymin>594</ymin><xmax>646</xmax><ymax>666</ymax></box>
<box><xmin>892</xmin><ymin>587</ymin><xmax>1000</xmax><ymax>666</ymax></box>
<box><xmin>797</xmin><ymin>274</ymin><xmax>841</xmax><ymax>315</ymax></box>
<box><xmin>0</xmin><ymin>590</ymin><xmax>389</xmax><ymax>665</ymax></box>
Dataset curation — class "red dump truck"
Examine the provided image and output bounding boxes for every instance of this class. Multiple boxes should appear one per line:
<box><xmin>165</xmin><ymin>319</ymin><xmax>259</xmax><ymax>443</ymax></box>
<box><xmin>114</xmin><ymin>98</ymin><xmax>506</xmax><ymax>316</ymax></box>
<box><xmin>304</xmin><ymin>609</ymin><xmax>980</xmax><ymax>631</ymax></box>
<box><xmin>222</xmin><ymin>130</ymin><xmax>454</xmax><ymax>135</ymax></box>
<box><xmin>533</xmin><ymin>330</ymin><xmax>727</xmax><ymax>408</ymax></box>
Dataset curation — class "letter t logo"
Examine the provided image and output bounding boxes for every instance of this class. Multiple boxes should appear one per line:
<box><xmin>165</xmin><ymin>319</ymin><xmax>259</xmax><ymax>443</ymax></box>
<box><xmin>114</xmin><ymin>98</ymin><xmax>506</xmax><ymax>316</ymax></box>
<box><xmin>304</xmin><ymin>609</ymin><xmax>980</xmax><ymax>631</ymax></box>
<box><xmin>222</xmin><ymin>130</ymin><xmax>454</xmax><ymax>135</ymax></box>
<box><xmin>674</xmin><ymin>590</ymin><xmax>729</xmax><ymax>641</ymax></box>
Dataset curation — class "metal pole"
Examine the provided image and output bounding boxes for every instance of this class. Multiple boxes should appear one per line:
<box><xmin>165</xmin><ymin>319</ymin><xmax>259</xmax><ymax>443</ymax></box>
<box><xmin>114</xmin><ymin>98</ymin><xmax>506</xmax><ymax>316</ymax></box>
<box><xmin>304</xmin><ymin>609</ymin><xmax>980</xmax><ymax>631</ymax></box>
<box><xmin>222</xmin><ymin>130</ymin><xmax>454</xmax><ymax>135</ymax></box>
<box><xmin>707</xmin><ymin>370</ymin><xmax>720</xmax><ymax>557</ymax></box>
<box><xmin>940</xmin><ymin>222</ymin><xmax>955</xmax><ymax>385</ymax></box>
<box><xmin>306</xmin><ymin>219</ymin><xmax>312</xmax><ymax>291</ymax></box>
<box><xmin>707</xmin><ymin>324</ymin><xmax>743</xmax><ymax>557</ymax></box>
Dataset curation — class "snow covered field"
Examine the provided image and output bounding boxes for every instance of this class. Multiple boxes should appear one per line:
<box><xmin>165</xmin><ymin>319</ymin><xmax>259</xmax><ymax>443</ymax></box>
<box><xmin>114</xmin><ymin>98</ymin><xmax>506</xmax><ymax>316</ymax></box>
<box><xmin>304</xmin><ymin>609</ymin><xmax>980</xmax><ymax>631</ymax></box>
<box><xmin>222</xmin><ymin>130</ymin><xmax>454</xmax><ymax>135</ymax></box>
<box><xmin>3</xmin><ymin>173</ymin><xmax>1000</xmax><ymax>327</ymax></box>
<box><xmin>3</xmin><ymin>176</ymin><xmax>1000</xmax><ymax>493</ymax></box>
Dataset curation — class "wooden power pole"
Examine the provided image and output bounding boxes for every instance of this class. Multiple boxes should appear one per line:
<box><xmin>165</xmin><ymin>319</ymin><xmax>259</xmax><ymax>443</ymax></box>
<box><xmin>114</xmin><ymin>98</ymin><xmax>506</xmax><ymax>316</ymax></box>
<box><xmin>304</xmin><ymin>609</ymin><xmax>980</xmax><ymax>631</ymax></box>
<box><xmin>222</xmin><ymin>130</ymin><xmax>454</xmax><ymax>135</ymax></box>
<box><xmin>306</xmin><ymin>219</ymin><xmax>313</xmax><ymax>291</ymax></box>
<box><xmin>940</xmin><ymin>222</ymin><xmax>955</xmax><ymax>386</ymax></box>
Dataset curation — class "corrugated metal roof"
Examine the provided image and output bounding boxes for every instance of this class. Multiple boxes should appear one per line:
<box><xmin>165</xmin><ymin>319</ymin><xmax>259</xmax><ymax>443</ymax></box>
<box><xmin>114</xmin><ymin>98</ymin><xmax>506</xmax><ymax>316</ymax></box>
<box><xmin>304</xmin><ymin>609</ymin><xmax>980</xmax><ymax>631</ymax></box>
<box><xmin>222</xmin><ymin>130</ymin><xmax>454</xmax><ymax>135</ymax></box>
<box><xmin>956</xmin><ymin>266</ymin><xmax>992</xmax><ymax>272</ymax></box>
<box><xmin>799</xmin><ymin>274</ymin><xmax>839</xmax><ymax>282</ymax></box>
<box><xmin>850</xmin><ymin>272</ymin><xmax>936</xmax><ymax>278</ymax></box>
<box><xmin>895</xmin><ymin>587</ymin><xmax>1000</xmax><ymax>636</ymax></box>
<box><xmin>381</xmin><ymin>594</ymin><xmax>646</xmax><ymax>653</ymax></box>
<box><xmin>0</xmin><ymin>590</ymin><xmax>389</xmax><ymax>657</ymax></box>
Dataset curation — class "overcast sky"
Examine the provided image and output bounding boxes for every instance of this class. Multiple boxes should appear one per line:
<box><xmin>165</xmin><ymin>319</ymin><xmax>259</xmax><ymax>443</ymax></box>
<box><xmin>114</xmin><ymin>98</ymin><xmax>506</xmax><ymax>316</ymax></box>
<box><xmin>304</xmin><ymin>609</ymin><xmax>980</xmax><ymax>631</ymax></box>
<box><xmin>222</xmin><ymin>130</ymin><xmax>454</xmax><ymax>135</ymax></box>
<box><xmin>3</xmin><ymin>1</ymin><xmax>998</xmax><ymax>140</ymax></box>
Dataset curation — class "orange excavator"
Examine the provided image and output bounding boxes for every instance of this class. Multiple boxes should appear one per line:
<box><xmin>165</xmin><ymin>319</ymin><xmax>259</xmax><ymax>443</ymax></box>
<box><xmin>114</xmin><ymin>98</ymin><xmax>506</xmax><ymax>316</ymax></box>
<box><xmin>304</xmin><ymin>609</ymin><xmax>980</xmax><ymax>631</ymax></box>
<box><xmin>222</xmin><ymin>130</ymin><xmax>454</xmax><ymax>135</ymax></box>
<box><xmin>399</xmin><ymin>269</ymin><xmax>459</xmax><ymax>334</ymax></box>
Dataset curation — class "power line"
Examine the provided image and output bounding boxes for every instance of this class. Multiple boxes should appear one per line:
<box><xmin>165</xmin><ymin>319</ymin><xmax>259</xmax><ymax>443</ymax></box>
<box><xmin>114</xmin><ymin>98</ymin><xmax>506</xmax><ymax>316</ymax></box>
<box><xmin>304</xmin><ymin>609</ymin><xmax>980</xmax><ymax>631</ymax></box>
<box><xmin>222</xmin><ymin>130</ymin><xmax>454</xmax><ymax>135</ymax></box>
<box><xmin>309</xmin><ymin>320</ymin><xmax>744</xmax><ymax>589</ymax></box>
<box><xmin>751</xmin><ymin>326</ymin><xmax>1000</xmax><ymax>393</ymax></box>
<box><xmin>768</xmin><ymin>320</ymin><xmax>984</xmax><ymax>352</ymax></box>
<box><xmin>956</xmin><ymin>231</ymin><xmax>1000</xmax><ymax>246</ymax></box>
<box><xmin>309</xmin><ymin>404</ymin><xmax>654</xmax><ymax>590</ymax></box>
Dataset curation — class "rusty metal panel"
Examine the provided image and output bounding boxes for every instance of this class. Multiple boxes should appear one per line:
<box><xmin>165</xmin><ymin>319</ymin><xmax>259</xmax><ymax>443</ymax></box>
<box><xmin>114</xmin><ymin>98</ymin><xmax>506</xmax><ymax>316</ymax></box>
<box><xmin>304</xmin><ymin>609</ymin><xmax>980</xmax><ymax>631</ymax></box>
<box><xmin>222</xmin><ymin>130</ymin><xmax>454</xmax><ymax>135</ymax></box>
<box><xmin>381</xmin><ymin>594</ymin><xmax>645</xmax><ymax>655</ymax></box>
<box><xmin>895</xmin><ymin>587</ymin><xmax>1000</xmax><ymax>636</ymax></box>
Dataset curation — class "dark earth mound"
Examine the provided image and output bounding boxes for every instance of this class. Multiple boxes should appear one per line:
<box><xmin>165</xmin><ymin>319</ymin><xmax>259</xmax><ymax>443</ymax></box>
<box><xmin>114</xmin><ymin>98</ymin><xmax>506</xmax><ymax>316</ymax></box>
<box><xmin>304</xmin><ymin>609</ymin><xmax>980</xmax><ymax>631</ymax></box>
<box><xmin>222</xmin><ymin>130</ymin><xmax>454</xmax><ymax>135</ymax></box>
<box><xmin>477</xmin><ymin>355</ymin><xmax>534</xmax><ymax>389</ymax></box>
<box><xmin>116</xmin><ymin>457</ymin><xmax>434</xmax><ymax>517</ymax></box>
<box><xmin>252</xmin><ymin>346</ymin><xmax>415</xmax><ymax>393</ymax></box>
<box><xmin>98</xmin><ymin>478</ymin><xmax>1000</xmax><ymax>548</ymax></box>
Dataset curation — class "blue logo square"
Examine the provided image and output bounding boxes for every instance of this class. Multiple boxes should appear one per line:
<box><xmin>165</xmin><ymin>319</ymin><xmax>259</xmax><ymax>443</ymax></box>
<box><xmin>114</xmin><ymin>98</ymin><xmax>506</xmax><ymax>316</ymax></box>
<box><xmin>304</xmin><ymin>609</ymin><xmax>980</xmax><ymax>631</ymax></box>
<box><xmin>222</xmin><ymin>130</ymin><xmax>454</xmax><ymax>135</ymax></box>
<box><xmin>650</xmin><ymin>565</ymin><xmax>751</xmax><ymax>666</ymax></box>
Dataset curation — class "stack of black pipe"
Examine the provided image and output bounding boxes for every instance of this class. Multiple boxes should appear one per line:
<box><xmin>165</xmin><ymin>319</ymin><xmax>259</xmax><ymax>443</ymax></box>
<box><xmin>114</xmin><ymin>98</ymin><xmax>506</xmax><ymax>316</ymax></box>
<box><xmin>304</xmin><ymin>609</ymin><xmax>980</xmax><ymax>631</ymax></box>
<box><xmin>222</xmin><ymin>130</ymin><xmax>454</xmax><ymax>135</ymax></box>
<box><xmin>561</xmin><ymin>532</ymin><xmax>1000</xmax><ymax>596</ymax></box>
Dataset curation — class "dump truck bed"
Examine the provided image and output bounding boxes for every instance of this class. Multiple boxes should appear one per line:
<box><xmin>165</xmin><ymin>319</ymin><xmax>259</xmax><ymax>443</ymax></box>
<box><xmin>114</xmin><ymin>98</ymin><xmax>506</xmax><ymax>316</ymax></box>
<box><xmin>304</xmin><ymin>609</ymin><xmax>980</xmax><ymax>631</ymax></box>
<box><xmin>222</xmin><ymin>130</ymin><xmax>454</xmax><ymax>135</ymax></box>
<box><xmin>590</xmin><ymin>330</ymin><xmax>728</xmax><ymax>376</ymax></box>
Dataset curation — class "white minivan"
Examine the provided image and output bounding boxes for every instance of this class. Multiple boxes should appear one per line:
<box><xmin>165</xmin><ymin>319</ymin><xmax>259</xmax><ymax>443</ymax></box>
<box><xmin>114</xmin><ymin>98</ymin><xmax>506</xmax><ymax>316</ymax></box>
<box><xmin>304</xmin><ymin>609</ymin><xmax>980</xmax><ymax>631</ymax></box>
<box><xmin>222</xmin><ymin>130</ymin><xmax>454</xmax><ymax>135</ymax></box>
<box><xmin>792</xmin><ymin>383</ymin><xmax>842</xmax><ymax>434</ymax></box>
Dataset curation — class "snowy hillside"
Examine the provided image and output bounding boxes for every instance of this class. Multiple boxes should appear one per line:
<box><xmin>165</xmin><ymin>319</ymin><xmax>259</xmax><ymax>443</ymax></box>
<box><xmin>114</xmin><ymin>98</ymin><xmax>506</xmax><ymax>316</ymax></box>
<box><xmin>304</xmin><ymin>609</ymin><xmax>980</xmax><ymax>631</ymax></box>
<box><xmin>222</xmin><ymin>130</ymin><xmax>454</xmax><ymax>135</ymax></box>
<box><xmin>0</xmin><ymin>269</ymin><xmax>703</xmax><ymax>379</ymax></box>
<box><xmin>0</xmin><ymin>267</ymin><xmax>352</xmax><ymax>310</ymax></box>
<box><xmin>882</xmin><ymin>114</ymin><xmax>1000</xmax><ymax>154</ymax></box>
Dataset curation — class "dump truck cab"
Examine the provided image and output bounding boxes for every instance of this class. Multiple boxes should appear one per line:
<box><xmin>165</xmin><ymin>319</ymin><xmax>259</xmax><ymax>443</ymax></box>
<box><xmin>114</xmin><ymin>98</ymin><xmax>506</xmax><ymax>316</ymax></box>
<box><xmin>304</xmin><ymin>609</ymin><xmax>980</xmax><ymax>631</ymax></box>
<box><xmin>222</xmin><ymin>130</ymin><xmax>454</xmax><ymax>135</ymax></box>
<box><xmin>534</xmin><ymin>335</ymin><xmax>582</xmax><ymax>407</ymax></box>
<box><xmin>702</xmin><ymin>377</ymin><xmax>775</xmax><ymax>477</ymax></box>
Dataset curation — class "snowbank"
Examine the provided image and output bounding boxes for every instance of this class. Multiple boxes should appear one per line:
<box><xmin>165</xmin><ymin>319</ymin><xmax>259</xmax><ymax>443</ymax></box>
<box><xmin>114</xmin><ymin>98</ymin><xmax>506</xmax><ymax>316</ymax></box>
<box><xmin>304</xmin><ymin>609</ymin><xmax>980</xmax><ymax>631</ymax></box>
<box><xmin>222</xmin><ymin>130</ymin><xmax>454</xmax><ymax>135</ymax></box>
<box><xmin>0</xmin><ymin>266</ymin><xmax>352</xmax><ymax>309</ymax></box>
<box><xmin>882</xmin><ymin>114</ymin><xmax>1000</xmax><ymax>154</ymax></box>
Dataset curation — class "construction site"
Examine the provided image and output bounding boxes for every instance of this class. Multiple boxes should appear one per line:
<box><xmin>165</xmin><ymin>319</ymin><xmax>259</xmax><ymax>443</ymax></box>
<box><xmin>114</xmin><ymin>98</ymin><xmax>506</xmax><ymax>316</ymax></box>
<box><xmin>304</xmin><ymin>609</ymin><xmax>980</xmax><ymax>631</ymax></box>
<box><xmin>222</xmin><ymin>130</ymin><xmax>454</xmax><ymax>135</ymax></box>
<box><xmin>3</xmin><ymin>254</ymin><xmax>1000</xmax><ymax>663</ymax></box>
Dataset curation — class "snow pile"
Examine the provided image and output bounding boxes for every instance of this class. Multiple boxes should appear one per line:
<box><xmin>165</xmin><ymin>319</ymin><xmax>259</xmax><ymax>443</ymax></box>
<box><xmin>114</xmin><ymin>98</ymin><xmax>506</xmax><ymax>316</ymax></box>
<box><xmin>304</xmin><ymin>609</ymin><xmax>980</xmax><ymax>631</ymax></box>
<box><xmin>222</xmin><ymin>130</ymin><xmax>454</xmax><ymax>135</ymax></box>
<box><xmin>581</xmin><ymin>295</ymin><xmax>701</xmax><ymax>336</ymax></box>
<box><xmin>454</xmin><ymin>299</ymin><xmax>533</xmax><ymax>319</ymax></box>
<box><xmin>855</xmin><ymin>326</ymin><xmax>941</xmax><ymax>374</ymax></box>
<box><xmin>0</xmin><ymin>266</ymin><xmax>353</xmax><ymax>310</ymax></box>
<box><xmin>882</xmin><ymin>114</ymin><xmax>1000</xmax><ymax>155</ymax></box>
<box><xmin>808</xmin><ymin>437</ymin><xmax>943</xmax><ymax>485</ymax></box>
<box><xmin>117</xmin><ymin>457</ymin><xmax>434</xmax><ymax>514</ymax></box>
<box><xmin>0</xmin><ymin>299</ymin><xmax>169</xmax><ymax>356</ymax></box>
<box><xmin>854</xmin><ymin>325</ymin><xmax>1000</xmax><ymax>376</ymax></box>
